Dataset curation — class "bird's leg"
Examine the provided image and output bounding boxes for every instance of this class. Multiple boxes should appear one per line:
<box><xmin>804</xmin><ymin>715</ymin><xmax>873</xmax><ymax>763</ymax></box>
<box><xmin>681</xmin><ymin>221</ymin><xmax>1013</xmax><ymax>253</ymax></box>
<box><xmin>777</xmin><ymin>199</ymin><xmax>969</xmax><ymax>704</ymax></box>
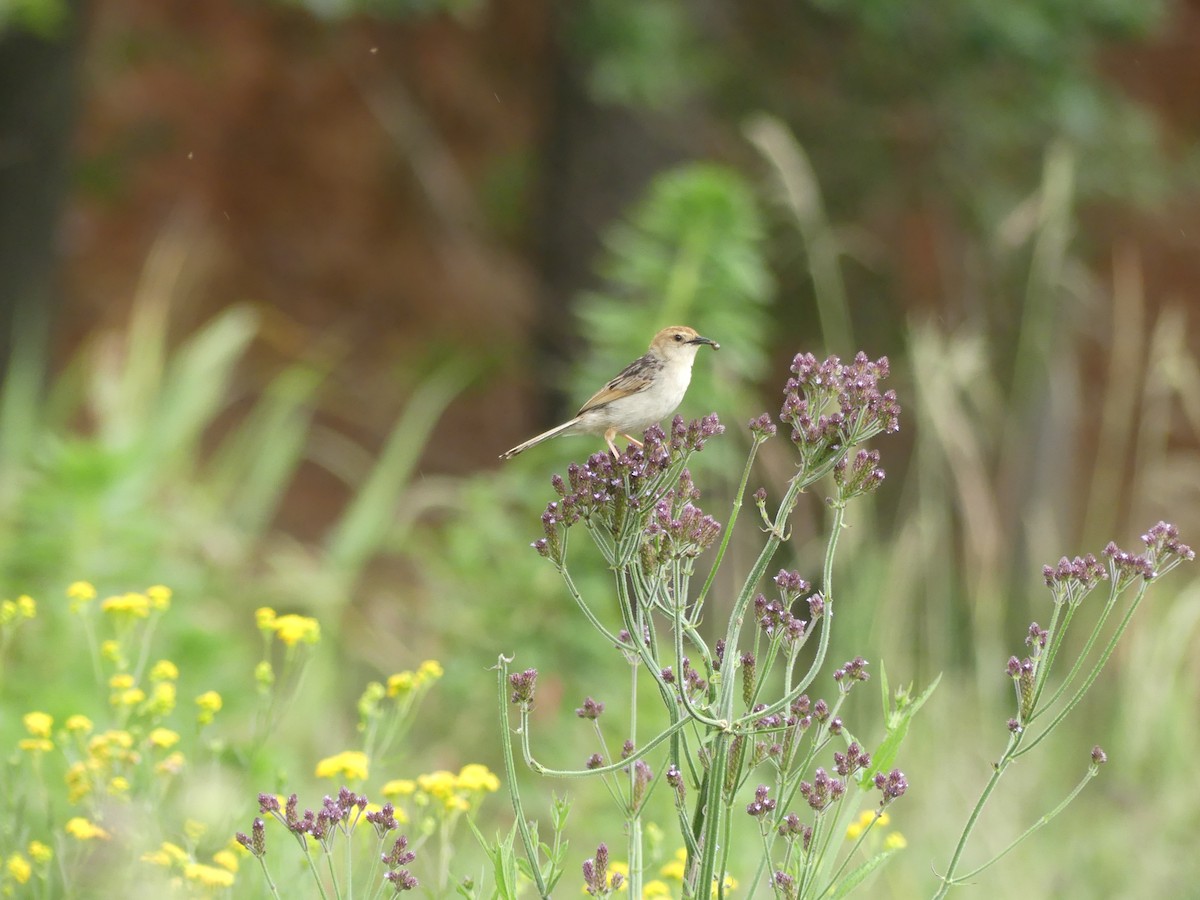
<box><xmin>620</xmin><ymin>434</ymin><xmax>644</xmax><ymax>448</ymax></box>
<box><xmin>604</xmin><ymin>427</ymin><xmax>621</xmax><ymax>457</ymax></box>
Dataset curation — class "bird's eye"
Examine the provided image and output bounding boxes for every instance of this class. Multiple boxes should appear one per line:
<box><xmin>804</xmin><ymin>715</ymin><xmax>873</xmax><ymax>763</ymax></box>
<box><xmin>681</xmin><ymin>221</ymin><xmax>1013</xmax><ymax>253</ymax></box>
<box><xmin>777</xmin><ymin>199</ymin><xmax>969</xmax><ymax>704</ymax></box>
<box><xmin>674</xmin><ymin>333</ymin><xmax>684</xmax><ymax>342</ymax></box>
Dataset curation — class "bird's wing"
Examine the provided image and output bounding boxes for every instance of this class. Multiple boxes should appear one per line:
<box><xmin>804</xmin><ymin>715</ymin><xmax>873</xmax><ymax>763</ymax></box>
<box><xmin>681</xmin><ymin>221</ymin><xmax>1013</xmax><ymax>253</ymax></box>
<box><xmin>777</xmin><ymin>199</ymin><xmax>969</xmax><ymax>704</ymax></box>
<box><xmin>577</xmin><ymin>352</ymin><xmax>659</xmax><ymax>413</ymax></box>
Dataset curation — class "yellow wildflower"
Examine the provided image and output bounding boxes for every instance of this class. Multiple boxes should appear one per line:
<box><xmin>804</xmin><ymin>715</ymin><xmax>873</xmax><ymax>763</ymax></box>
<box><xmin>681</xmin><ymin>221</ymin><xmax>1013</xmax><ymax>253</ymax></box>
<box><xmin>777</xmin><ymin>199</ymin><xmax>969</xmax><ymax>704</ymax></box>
<box><xmin>416</xmin><ymin>659</ymin><xmax>444</xmax><ymax>684</ymax></box>
<box><xmin>146</xmin><ymin>585</ymin><xmax>172</xmax><ymax>610</ymax></box>
<box><xmin>66</xmin><ymin>761</ymin><xmax>92</xmax><ymax>803</ymax></box>
<box><xmin>149</xmin><ymin>728</ymin><xmax>180</xmax><ymax>749</ymax></box>
<box><xmin>107</xmin><ymin>776</ymin><xmax>130</xmax><ymax>796</ymax></box>
<box><xmin>382</xmin><ymin>779</ymin><xmax>416</xmax><ymax>798</ymax></box>
<box><xmin>66</xmin><ymin>714</ymin><xmax>94</xmax><ymax>735</ymax></box>
<box><xmin>67</xmin><ymin>581</ymin><xmax>97</xmax><ymax>601</ymax></box>
<box><xmin>101</xmin><ymin>640</ymin><xmax>123</xmax><ymax>663</ymax></box>
<box><xmin>387</xmin><ymin>671</ymin><xmax>415</xmax><ymax>696</ymax></box>
<box><xmin>27</xmin><ymin>841</ymin><xmax>52</xmax><ymax>865</ymax></box>
<box><xmin>273</xmin><ymin>614</ymin><xmax>320</xmax><ymax>647</ymax></box>
<box><xmin>644</xmin><ymin>881</ymin><xmax>672</xmax><ymax>898</ymax></box>
<box><xmin>255</xmin><ymin>660</ymin><xmax>274</xmax><ymax>687</ymax></box>
<box><xmin>253</xmin><ymin>657</ymin><xmax>274</xmax><ymax>686</ymax></box>
<box><xmin>417</xmin><ymin>770</ymin><xmax>457</xmax><ymax>803</ymax></box>
<box><xmin>185</xmin><ymin>820</ymin><xmax>208</xmax><ymax>842</ymax></box>
<box><xmin>183</xmin><ymin>862</ymin><xmax>235</xmax><ymax>888</ymax></box>
<box><xmin>18</xmin><ymin>738</ymin><xmax>53</xmax><ymax>753</ymax></box>
<box><xmin>23</xmin><ymin>711</ymin><xmax>53</xmax><ymax>738</ymax></box>
<box><xmin>659</xmin><ymin>849</ymin><xmax>686</xmax><ymax>881</ymax></box>
<box><xmin>142</xmin><ymin>848</ymin><xmax>175</xmax><ymax>868</ymax></box>
<box><xmin>65</xmin><ymin>818</ymin><xmax>110</xmax><ymax>841</ymax></box>
<box><xmin>150</xmin><ymin>659</ymin><xmax>179</xmax><ymax>682</ymax></box>
<box><xmin>116</xmin><ymin>688</ymin><xmax>146</xmax><ymax>707</ymax></box>
<box><xmin>212</xmin><ymin>849</ymin><xmax>239</xmax><ymax>873</ymax></box>
<box><xmin>885</xmin><ymin>831</ymin><xmax>907</xmax><ymax>850</ymax></box>
<box><xmin>148</xmin><ymin>681</ymin><xmax>177</xmax><ymax>715</ymax></box>
<box><xmin>314</xmin><ymin>750</ymin><xmax>369</xmax><ymax>782</ymax></box>
<box><xmin>195</xmin><ymin>691</ymin><xmax>223</xmax><ymax>725</ymax></box>
<box><xmin>0</xmin><ymin>596</ymin><xmax>35</xmax><ymax>626</ymax></box>
<box><xmin>160</xmin><ymin>843</ymin><xmax>190</xmax><ymax>864</ymax></box>
<box><xmin>6</xmin><ymin>853</ymin><xmax>31</xmax><ymax>885</ymax></box>
<box><xmin>91</xmin><ymin>729</ymin><xmax>135</xmax><ymax>754</ymax></box>
<box><xmin>255</xmin><ymin>607</ymin><xmax>276</xmax><ymax>630</ymax></box>
<box><xmin>109</xmin><ymin>673</ymin><xmax>135</xmax><ymax>690</ymax></box>
<box><xmin>456</xmin><ymin>763</ymin><xmax>500</xmax><ymax>794</ymax></box>
<box><xmin>102</xmin><ymin>592</ymin><xmax>150</xmax><ymax>618</ymax></box>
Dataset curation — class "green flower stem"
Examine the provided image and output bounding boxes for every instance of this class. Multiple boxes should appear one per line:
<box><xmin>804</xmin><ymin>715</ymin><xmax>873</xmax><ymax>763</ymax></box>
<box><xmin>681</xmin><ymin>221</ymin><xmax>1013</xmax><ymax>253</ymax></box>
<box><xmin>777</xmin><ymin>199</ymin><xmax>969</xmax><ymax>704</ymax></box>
<box><xmin>694</xmin><ymin>435</ymin><xmax>765</xmax><ymax>611</ymax></box>
<box><xmin>302</xmin><ymin>847</ymin><xmax>332</xmax><ymax>900</ymax></box>
<box><xmin>693</xmin><ymin>734</ymin><xmax>729</xmax><ymax>899</ymax></box>
<box><xmin>344</xmin><ymin>821</ymin><xmax>353</xmax><ymax>900</ymax></box>
<box><xmin>1030</xmin><ymin>582</ymin><xmax>1123</xmax><ymax>723</ymax></box>
<box><xmin>559</xmin><ymin>564</ymin><xmax>622</xmax><ymax>646</ymax></box>
<box><xmin>716</xmin><ymin>470</ymin><xmax>809</xmax><ymax>717</ymax></box>
<box><xmin>495</xmin><ymin>655</ymin><xmax>550</xmax><ymax>899</ymax></box>
<box><xmin>255</xmin><ymin>856</ymin><xmax>282</xmax><ymax>899</ymax></box>
<box><xmin>324</xmin><ymin>850</ymin><xmax>343</xmax><ymax>900</ymax></box>
<box><xmin>521</xmin><ymin>715</ymin><xmax>690</xmax><ymax>777</ymax></box>
<box><xmin>1015</xmin><ymin>579</ymin><xmax>1149</xmax><ymax>758</ymax></box>
<box><xmin>1025</xmin><ymin>598</ymin><xmax>1069</xmax><ymax>714</ymax></box>
<box><xmin>629</xmin><ymin>815</ymin><xmax>644</xmax><ymax>899</ymax></box>
<box><xmin>715</xmin><ymin>797</ymin><xmax>736</xmax><ymax>899</ymax></box>
<box><xmin>931</xmin><ymin>732</ymin><xmax>1021</xmax><ymax>900</ymax></box>
<box><xmin>792</xmin><ymin>500</ymin><xmax>846</xmax><ymax>695</ymax></box>
<box><xmin>673</xmin><ymin>591</ymin><xmax>731</xmax><ymax>730</ymax></box>
<box><xmin>815</xmin><ymin>812</ymin><xmax>885</xmax><ymax>899</ymax></box>
<box><xmin>796</xmin><ymin>811</ymin><xmax>828</xmax><ymax>897</ymax></box>
<box><xmin>950</xmin><ymin>764</ymin><xmax>1100</xmax><ymax>884</ymax></box>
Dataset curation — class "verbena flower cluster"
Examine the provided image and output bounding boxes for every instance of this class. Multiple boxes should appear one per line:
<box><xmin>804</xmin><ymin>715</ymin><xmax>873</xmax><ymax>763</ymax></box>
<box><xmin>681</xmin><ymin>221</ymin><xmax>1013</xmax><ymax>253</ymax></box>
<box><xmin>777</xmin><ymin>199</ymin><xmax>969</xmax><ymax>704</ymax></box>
<box><xmin>240</xmin><ymin>788</ymin><xmax>419</xmax><ymax>893</ymax></box>
<box><xmin>780</xmin><ymin>352</ymin><xmax>899</xmax><ymax>466</ymax></box>
<box><xmin>534</xmin><ymin>415</ymin><xmax>724</xmax><ymax>565</ymax></box>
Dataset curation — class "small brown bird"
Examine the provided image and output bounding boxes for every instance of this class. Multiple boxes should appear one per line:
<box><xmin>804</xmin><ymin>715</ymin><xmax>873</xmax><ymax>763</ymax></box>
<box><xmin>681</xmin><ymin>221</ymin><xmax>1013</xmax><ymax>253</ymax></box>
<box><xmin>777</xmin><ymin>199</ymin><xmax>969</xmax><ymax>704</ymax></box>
<box><xmin>501</xmin><ymin>325</ymin><xmax>720</xmax><ymax>460</ymax></box>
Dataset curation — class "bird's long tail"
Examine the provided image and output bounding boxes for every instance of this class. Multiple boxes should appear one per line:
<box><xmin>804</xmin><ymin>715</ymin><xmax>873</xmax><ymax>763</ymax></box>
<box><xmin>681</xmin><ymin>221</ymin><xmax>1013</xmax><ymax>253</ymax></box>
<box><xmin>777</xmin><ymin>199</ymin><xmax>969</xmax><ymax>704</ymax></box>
<box><xmin>500</xmin><ymin>418</ymin><xmax>579</xmax><ymax>460</ymax></box>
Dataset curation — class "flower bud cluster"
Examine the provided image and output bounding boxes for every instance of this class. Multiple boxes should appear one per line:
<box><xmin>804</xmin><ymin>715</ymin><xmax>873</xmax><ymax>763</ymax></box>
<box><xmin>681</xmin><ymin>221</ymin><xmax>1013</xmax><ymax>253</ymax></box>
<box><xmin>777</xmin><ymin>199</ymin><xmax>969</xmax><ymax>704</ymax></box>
<box><xmin>533</xmin><ymin>416</ymin><xmax>724</xmax><ymax>564</ymax></box>
<box><xmin>780</xmin><ymin>352</ymin><xmax>899</xmax><ymax>464</ymax></box>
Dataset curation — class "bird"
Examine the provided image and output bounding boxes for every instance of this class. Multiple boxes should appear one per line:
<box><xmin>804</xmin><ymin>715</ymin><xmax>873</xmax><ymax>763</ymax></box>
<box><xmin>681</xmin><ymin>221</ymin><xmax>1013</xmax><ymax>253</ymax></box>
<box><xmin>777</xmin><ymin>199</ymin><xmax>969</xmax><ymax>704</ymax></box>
<box><xmin>501</xmin><ymin>325</ymin><xmax>719</xmax><ymax>460</ymax></box>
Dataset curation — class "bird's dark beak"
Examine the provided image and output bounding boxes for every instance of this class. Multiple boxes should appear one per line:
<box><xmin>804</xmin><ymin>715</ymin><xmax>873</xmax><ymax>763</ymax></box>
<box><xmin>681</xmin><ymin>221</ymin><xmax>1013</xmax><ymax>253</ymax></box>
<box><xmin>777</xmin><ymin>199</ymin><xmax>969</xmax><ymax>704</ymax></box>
<box><xmin>691</xmin><ymin>335</ymin><xmax>720</xmax><ymax>350</ymax></box>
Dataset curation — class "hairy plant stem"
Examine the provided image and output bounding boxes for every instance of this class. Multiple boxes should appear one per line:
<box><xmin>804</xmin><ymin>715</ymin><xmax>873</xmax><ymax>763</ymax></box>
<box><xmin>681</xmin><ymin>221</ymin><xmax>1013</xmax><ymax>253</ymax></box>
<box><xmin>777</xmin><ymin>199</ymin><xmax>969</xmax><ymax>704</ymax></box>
<box><xmin>494</xmin><ymin>656</ymin><xmax>550</xmax><ymax>898</ymax></box>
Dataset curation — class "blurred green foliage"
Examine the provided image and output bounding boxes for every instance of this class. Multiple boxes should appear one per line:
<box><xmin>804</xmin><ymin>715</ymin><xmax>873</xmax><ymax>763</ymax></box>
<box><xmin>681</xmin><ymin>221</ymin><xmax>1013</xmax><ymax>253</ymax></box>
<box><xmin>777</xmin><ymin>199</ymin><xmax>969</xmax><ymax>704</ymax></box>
<box><xmin>0</xmin><ymin>0</ymin><xmax>68</xmax><ymax>37</ymax></box>
<box><xmin>563</xmin><ymin>0</ymin><xmax>1187</xmax><ymax>228</ymax></box>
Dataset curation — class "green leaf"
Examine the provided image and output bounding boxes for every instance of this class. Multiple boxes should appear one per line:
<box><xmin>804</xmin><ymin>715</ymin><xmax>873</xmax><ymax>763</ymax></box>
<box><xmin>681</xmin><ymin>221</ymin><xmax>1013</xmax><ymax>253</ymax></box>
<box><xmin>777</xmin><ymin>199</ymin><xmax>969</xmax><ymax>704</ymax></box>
<box><xmin>865</xmin><ymin>672</ymin><xmax>942</xmax><ymax>782</ymax></box>
<box><xmin>827</xmin><ymin>848</ymin><xmax>899</xmax><ymax>899</ymax></box>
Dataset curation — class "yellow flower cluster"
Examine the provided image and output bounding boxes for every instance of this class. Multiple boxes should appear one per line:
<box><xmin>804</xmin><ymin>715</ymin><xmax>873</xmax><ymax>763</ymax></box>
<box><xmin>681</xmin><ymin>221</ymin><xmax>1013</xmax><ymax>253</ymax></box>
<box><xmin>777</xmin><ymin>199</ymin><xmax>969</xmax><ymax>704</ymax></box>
<box><xmin>141</xmin><ymin>839</ymin><xmax>239</xmax><ymax>890</ymax></box>
<box><xmin>66</xmin><ymin>817</ymin><xmax>110</xmax><ymax>841</ymax></box>
<box><xmin>195</xmin><ymin>690</ymin><xmax>223</xmax><ymax>726</ymax></box>
<box><xmin>656</xmin><ymin>849</ymin><xmax>738</xmax><ymax>896</ymax></box>
<box><xmin>0</xmin><ymin>594</ymin><xmax>36</xmax><ymax>624</ymax></box>
<box><xmin>255</xmin><ymin>607</ymin><xmax>321</xmax><ymax>647</ymax></box>
<box><xmin>386</xmin><ymin>659</ymin><xmax>443</xmax><ymax>697</ymax></box>
<box><xmin>380</xmin><ymin>762</ymin><xmax>500</xmax><ymax>815</ymax></box>
<box><xmin>18</xmin><ymin>711</ymin><xmax>54</xmax><ymax>753</ymax></box>
<box><xmin>314</xmin><ymin>750</ymin><xmax>370</xmax><ymax>783</ymax></box>
<box><xmin>2</xmin><ymin>841</ymin><xmax>50</xmax><ymax>890</ymax></box>
<box><xmin>99</xmin><ymin>585</ymin><xmax>171</xmax><ymax>620</ymax></box>
<box><xmin>844</xmin><ymin>808</ymin><xmax>906</xmax><ymax>849</ymax></box>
